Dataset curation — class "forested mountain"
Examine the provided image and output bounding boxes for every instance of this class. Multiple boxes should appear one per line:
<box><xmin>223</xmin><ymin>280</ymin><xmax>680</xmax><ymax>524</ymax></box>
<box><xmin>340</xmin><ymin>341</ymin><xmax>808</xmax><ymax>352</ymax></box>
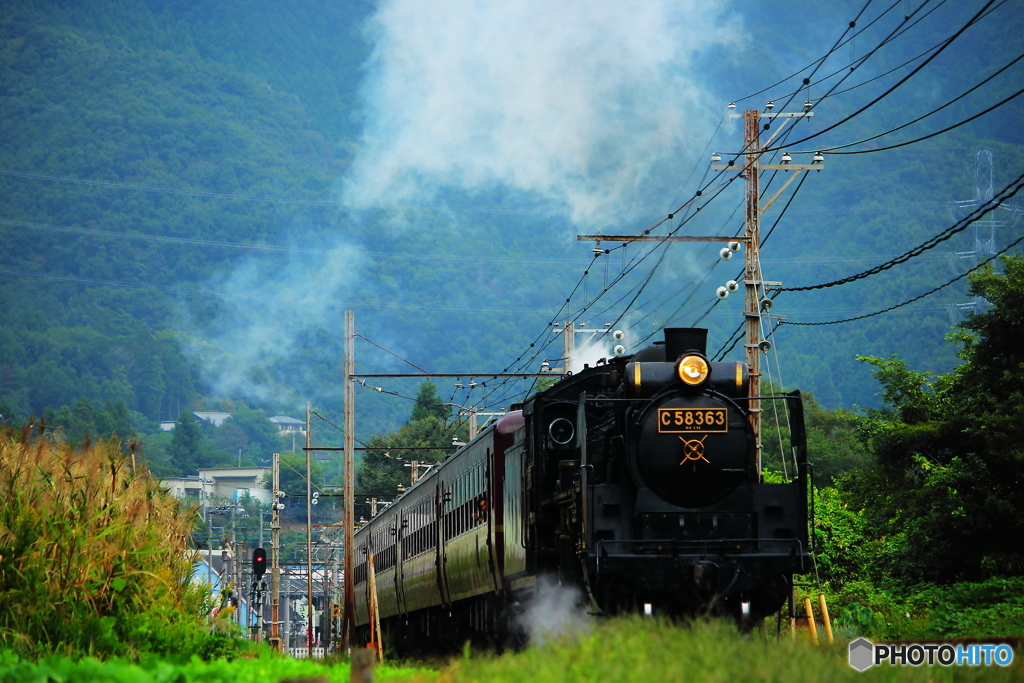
<box><xmin>1</xmin><ymin>0</ymin><xmax>1022</xmax><ymax>479</ymax></box>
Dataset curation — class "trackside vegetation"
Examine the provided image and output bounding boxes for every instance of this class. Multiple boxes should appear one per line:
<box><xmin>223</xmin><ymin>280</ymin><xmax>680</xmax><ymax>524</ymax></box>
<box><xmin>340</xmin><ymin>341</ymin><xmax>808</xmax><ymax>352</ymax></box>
<box><xmin>2</xmin><ymin>618</ymin><xmax>1020</xmax><ymax>682</ymax></box>
<box><xmin>442</xmin><ymin>618</ymin><xmax>1020</xmax><ymax>683</ymax></box>
<box><xmin>0</xmin><ymin>651</ymin><xmax>433</xmax><ymax>683</ymax></box>
<box><xmin>0</xmin><ymin>427</ymin><xmax>242</xmax><ymax>659</ymax></box>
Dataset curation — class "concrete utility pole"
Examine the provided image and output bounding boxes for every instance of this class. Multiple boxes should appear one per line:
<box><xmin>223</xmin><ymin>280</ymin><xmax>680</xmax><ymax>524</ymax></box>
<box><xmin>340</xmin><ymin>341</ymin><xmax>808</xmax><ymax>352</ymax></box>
<box><xmin>270</xmin><ymin>452</ymin><xmax>282</xmax><ymax>651</ymax></box>
<box><xmin>342</xmin><ymin>310</ymin><xmax>356</xmax><ymax>649</ymax></box>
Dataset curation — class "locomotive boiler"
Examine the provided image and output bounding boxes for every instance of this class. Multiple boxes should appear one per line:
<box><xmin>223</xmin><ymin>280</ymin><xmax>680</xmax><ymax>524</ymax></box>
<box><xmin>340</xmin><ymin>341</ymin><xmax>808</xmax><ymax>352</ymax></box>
<box><xmin>351</xmin><ymin>327</ymin><xmax>810</xmax><ymax>652</ymax></box>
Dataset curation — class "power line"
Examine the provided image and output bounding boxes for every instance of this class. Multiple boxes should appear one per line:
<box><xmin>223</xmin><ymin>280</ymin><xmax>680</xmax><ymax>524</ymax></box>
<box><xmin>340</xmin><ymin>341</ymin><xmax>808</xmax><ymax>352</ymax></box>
<box><xmin>780</xmin><ymin>171</ymin><xmax>1024</xmax><ymax>292</ymax></box>
<box><xmin>780</xmin><ymin>233</ymin><xmax>1024</xmax><ymax>326</ymax></box>
<box><xmin>0</xmin><ymin>169</ymin><xmax>545</xmax><ymax>216</ymax></box>
<box><xmin>732</xmin><ymin>0</ymin><xmax>999</xmax><ymax>156</ymax></box>
<box><xmin>812</xmin><ymin>83</ymin><xmax>1024</xmax><ymax>156</ymax></box>
<box><xmin>770</xmin><ymin>0</ymin><xmax>953</xmax><ymax>105</ymax></box>
<box><xmin>732</xmin><ymin>0</ymin><xmax>882</xmax><ymax>104</ymax></box>
<box><xmin>0</xmin><ymin>217</ymin><xmax>587</xmax><ymax>266</ymax></box>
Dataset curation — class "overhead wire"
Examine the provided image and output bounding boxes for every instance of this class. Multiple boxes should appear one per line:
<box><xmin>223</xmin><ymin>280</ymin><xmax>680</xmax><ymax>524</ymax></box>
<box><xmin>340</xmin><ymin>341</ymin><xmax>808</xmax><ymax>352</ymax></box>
<box><xmin>811</xmin><ymin>84</ymin><xmax>1024</xmax><ymax>156</ymax></box>
<box><xmin>768</xmin><ymin>0</ymin><xmax>952</xmax><ymax>105</ymax></box>
<box><xmin>732</xmin><ymin>0</ymin><xmax>999</xmax><ymax>155</ymax></box>
<box><xmin>779</xmin><ymin>170</ymin><xmax>1024</xmax><ymax>292</ymax></box>
<box><xmin>803</xmin><ymin>51</ymin><xmax>1024</xmax><ymax>154</ymax></box>
<box><xmin>732</xmin><ymin>0</ymin><xmax>881</xmax><ymax>104</ymax></box>
<box><xmin>780</xmin><ymin>233</ymin><xmax>1024</xmax><ymax>327</ymax></box>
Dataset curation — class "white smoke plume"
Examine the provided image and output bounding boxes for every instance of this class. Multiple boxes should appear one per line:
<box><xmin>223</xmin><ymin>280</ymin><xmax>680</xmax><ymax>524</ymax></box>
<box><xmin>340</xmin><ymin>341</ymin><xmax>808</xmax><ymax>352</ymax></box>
<box><xmin>180</xmin><ymin>241</ymin><xmax>365</xmax><ymax>406</ymax></box>
<box><xmin>517</xmin><ymin>576</ymin><xmax>593</xmax><ymax>647</ymax></box>
<box><xmin>344</xmin><ymin>0</ymin><xmax>743</xmax><ymax>227</ymax></box>
<box><xmin>566</xmin><ymin>325</ymin><xmax>636</xmax><ymax>374</ymax></box>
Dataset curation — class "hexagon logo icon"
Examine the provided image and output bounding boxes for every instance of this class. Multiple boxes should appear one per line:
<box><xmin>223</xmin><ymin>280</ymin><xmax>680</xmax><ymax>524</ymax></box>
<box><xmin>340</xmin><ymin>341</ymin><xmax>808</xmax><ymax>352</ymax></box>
<box><xmin>849</xmin><ymin>637</ymin><xmax>874</xmax><ymax>671</ymax></box>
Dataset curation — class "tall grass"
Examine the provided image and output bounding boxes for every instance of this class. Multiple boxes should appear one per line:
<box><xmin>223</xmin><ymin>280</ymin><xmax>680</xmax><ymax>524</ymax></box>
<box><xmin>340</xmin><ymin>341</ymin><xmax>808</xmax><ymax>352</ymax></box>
<box><xmin>440</xmin><ymin>617</ymin><xmax>1022</xmax><ymax>683</ymax></box>
<box><xmin>0</xmin><ymin>426</ymin><xmax>233</xmax><ymax>659</ymax></box>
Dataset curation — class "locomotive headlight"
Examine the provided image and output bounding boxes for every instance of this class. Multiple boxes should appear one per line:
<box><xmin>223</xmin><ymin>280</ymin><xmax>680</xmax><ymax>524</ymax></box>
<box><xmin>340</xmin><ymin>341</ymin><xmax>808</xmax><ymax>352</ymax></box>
<box><xmin>677</xmin><ymin>354</ymin><xmax>710</xmax><ymax>386</ymax></box>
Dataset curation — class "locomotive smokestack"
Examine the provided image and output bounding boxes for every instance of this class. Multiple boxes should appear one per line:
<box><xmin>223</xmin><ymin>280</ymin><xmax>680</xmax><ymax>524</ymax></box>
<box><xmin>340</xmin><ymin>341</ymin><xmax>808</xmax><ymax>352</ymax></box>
<box><xmin>664</xmin><ymin>328</ymin><xmax>707</xmax><ymax>360</ymax></box>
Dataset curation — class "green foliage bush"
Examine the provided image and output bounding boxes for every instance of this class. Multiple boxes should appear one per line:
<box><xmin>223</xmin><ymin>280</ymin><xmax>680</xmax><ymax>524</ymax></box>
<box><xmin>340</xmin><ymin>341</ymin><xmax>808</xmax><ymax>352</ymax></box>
<box><xmin>0</xmin><ymin>649</ymin><xmax>432</xmax><ymax>683</ymax></box>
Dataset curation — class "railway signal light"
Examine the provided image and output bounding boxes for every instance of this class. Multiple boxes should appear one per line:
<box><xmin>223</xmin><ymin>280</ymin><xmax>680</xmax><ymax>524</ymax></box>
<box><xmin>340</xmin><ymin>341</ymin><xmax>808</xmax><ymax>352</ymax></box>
<box><xmin>252</xmin><ymin>548</ymin><xmax>267</xmax><ymax>579</ymax></box>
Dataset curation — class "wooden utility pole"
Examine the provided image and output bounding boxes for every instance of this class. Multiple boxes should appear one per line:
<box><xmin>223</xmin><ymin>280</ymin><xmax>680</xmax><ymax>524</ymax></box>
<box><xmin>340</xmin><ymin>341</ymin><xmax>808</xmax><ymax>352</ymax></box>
<box><xmin>712</xmin><ymin>106</ymin><xmax>823</xmax><ymax>476</ymax></box>
<box><xmin>743</xmin><ymin>108</ymin><xmax>764</xmax><ymax>474</ymax></box>
<box><xmin>305</xmin><ymin>401</ymin><xmax>314</xmax><ymax>659</ymax></box>
<box><xmin>342</xmin><ymin>310</ymin><xmax>356</xmax><ymax>649</ymax></box>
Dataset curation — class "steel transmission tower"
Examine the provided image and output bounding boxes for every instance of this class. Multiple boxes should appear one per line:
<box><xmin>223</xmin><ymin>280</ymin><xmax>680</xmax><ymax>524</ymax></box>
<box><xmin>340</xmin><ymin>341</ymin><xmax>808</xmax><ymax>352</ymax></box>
<box><xmin>945</xmin><ymin>149</ymin><xmax>1011</xmax><ymax>323</ymax></box>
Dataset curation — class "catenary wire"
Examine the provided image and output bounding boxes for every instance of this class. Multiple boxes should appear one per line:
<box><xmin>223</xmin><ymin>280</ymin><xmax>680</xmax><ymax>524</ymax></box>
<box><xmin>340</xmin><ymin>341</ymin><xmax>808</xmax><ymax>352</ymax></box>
<box><xmin>780</xmin><ymin>233</ymin><xmax>1024</xmax><ymax>327</ymax></box>
<box><xmin>780</xmin><ymin>171</ymin><xmax>1024</xmax><ymax>291</ymax></box>
<box><xmin>732</xmin><ymin>0</ymin><xmax>998</xmax><ymax>156</ymax></box>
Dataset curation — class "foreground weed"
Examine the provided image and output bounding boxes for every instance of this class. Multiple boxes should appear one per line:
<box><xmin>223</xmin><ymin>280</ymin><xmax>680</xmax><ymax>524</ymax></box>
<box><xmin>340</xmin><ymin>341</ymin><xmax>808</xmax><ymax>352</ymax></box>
<box><xmin>0</xmin><ymin>427</ymin><xmax>226</xmax><ymax>658</ymax></box>
<box><xmin>0</xmin><ymin>649</ymin><xmax>436</xmax><ymax>683</ymax></box>
<box><xmin>439</xmin><ymin>617</ymin><xmax>1023</xmax><ymax>683</ymax></box>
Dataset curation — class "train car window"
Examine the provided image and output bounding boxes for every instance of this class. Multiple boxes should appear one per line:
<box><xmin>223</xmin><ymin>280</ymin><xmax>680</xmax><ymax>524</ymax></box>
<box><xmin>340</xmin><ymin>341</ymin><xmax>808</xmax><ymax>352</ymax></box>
<box><xmin>474</xmin><ymin>495</ymin><xmax>488</xmax><ymax>524</ymax></box>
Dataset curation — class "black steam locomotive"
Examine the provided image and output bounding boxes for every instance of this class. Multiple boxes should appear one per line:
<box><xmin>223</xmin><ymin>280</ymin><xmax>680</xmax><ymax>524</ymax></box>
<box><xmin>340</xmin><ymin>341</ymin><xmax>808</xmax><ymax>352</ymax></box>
<box><xmin>351</xmin><ymin>328</ymin><xmax>809</xmax><ymax>652</ymax></box>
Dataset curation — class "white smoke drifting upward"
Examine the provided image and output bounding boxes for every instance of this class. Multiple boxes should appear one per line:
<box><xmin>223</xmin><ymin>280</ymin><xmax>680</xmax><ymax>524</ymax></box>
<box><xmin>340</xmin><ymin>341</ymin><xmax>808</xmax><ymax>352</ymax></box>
<box><xmin>345</xmin><ymin>0</ymin><xmax>742</xmax><ymax>226</ymax></box>
<box><xmin>181</xmin><ymin>242</ymin><xmax>364</xmax><ymax>405</ymax></box>
<box><xmin>517</xmin><ymin>576</ymin><xmax>592</xmax><ymax>647</ymax></box>
<box><xmin>567</xmin><ymin>326</ymin><xmax>638</xmax><ymax>374</ymax></box>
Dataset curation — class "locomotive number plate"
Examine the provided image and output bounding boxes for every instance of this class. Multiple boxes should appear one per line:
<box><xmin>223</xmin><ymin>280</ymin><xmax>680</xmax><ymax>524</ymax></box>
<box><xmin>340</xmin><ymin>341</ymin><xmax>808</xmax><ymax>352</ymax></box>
<box><xmin>657</xmin><ymin>408</ymin><xmax>728</xmax><ymax>433</ymax></box>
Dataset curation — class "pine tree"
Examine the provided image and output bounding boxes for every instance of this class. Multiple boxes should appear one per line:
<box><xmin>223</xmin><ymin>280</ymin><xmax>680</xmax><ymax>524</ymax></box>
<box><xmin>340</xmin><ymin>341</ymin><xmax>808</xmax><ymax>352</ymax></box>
<box><xmin>169</xmin><ymin>408</ymin><xmax>202</xmax><ymax>475</ymax></box>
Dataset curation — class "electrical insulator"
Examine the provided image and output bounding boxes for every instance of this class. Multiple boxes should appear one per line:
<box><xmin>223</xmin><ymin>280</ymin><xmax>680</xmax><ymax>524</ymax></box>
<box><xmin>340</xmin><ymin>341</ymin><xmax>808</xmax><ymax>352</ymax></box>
<box><xmin>726</xmin><ymin>280</ymin><xmax>739</xmax><ymax>293</ymax></box>
<box><xmin>716</xmin><ymin>286</ymin><xmax>729</xmax><ymax>300</ymax></box>
<box><xmin>719</xmin><ymin>247</ymin><xmax>732</xmax><ymax>260</ymax></box>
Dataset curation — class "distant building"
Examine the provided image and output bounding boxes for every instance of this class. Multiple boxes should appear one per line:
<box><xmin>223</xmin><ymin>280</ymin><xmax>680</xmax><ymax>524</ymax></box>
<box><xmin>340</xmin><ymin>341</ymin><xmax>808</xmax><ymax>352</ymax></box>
<box><xmin>268</xmin><ymin>415</ymin><xmax>306</xmax><ymax>435</ymax></box>
<box><xmin>159</xmin><ymin>412</ymin><xmax>305</xmax><ymax>435</ymax></box>
<box><xmin>194</xmin><ymin>411</ymin><xmax>233</xmax><ymax>427</ymax></box>
<box><xmin>161</xmin><ymin>466</ymin><xmax>272</xmax><ymax>506</ymax></box>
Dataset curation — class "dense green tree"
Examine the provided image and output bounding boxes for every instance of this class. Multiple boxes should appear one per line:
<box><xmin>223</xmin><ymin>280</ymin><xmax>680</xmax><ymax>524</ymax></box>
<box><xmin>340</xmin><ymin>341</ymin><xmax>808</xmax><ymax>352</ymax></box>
<box><xmin>168</xmin><ymin>408</ymin><xmax>203</xmax><ymax>475</ymax></box>
<box><xmin>356</xmin><ymin>382</ymin><xmax>467</xmax><ymax>515</ymax></box>
<box><xmin>274</xmin><ymin>453</ymin><xmax>325</xmax><ymax>496</ymax></box>
<box><xmin>836</xmin><ymin>255</ymin><xmax>1024</xmax><ymax>584</ymax></box>
<box><xmin>759</xmin><ymin>389</ymin><xmax>871</xmax><ymax>486</ymax></box>
<box><xmin>200</xmin><ymin>406</ymin><xmax>285</xmax><ymax>467</ymax></box>
<box><xmin>42</xmin><ymin>397</ymin><xmax>133</xmax><ymax>447</ymax></box>
<box><xmin>409</xmin><ymin>381</ymin><xmax>451</xmax><ymax>423</ymax></box>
